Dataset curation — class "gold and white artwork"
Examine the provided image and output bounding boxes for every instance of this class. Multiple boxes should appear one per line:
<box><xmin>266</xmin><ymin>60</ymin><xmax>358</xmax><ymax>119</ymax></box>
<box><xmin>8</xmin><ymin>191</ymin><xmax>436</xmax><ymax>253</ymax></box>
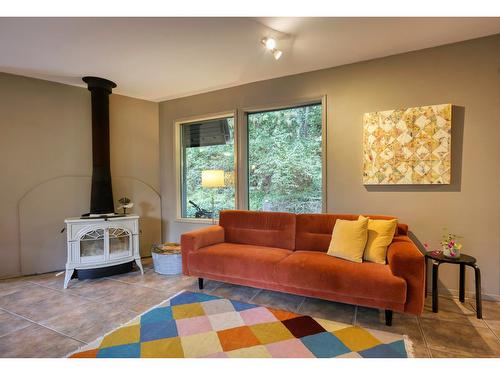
<box><xmin>363</xmin><ymin>104</ymin><xmax>451</xmax><ymax>185</ymax></box>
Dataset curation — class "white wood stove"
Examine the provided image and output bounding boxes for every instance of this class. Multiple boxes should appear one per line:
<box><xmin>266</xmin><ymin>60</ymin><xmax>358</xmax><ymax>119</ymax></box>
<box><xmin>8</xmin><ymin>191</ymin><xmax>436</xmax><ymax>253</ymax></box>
<box><xmin>64</xmin><ymin>215</ymin><xmax>143</xmax><ymax>288</ymax></box>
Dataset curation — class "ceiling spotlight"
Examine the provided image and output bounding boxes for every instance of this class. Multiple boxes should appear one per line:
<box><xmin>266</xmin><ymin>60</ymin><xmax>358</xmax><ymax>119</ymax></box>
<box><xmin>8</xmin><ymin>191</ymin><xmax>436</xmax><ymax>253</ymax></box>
<box><xmin>262</xmin><ymin>37</ymin><xmax>276</xmax><ymax>50</ymax></box>
<box><xmin>262</xmin><ymin>37</ymin><xmax>283</xmax><ymax>60</ymax></box>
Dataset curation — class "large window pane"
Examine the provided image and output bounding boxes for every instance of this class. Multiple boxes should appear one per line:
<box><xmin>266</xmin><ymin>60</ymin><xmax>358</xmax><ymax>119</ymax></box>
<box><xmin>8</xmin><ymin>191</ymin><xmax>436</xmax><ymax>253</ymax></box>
<box><xmin>180</xmin><ymin>117</ymin><xmax>235</xmax><ymax>219</ymax></box>
<box><xmin>248</xmin><ymin>104</ymin><xmax>322</xmax><ymax>213</ymax></box>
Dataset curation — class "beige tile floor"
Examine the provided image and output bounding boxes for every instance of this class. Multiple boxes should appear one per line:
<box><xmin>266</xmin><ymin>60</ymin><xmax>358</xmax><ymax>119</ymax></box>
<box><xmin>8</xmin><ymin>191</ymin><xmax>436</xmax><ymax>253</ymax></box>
<box><xmin>0</xmin><ymin>257</ymin><xmax>499</xmax><ymax>358</ymax></box>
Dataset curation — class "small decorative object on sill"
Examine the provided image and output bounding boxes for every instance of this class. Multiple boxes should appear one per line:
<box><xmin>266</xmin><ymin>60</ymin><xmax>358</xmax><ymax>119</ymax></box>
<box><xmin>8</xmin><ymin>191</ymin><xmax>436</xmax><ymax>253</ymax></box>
<box><xmin>151</xmin><ymin>242</ymin><xmax>182</xmax><ymax>275</ymax></box>
<box><xmin>118</xmin><ymin>197</ymin><xmax>134</xmax><ymax>215</ymax></box>
<box><xmin>424</xmin><ymin>229</ymin><xmax>463</xmax><ymax>259</ymax></box>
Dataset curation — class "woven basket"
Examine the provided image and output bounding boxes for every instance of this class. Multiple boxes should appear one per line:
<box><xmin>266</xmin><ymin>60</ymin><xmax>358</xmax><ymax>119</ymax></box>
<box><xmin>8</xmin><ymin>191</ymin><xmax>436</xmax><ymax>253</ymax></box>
<box><xmin>152</xmin><ymin>252</ymin><xmax>182</xmax><ymax>275</ymax></box>
<box><xmin>151</xmin><ymin>243</ymin><xmax>182</xmax><ymax>275</ymax></box>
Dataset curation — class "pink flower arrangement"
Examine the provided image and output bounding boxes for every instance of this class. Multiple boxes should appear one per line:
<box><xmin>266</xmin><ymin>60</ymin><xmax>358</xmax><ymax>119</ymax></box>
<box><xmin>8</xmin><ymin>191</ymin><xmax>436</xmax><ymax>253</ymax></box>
<box><xmin>441</xmin><ymin>232</ymin><xmax>462</xmax><ymax>255</ymax></box>
<box><xmin>425</xmin><ymin>230</ymin><xmax>463</xmax><ymax>258</ymax></box>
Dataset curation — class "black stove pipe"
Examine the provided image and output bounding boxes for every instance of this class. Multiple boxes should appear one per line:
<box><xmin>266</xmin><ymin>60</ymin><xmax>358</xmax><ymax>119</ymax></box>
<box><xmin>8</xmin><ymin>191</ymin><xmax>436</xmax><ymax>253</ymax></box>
<box><xmin>82</xmin><ymin>76</ymin><xmax>117</xmax><ymax>215</ymax></box>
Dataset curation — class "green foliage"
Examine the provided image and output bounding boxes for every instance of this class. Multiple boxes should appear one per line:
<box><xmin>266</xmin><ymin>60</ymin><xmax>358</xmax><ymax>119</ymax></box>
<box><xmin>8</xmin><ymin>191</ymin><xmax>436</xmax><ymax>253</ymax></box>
<box><xmin>248</xmin><ymin>104</ymin><xmax>322</xmax><ymax>213</ymax></box>
<box><xmin>182</xmin><ymin>104</ymin><xmax>323</xmax><ymax>218</ymax></box>
<box><xmin>183</xmin><ymin>118</ymin><xmax>235</xmax><ymax>218</ymax></box>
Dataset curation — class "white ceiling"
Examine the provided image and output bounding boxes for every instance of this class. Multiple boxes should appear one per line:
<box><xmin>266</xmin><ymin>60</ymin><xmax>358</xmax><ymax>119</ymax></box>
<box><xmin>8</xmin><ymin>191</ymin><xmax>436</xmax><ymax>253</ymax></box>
<box><xmin>1</xmin><ymin>17</ymin><xmax>499</xmax><ymax>101</ymax></box>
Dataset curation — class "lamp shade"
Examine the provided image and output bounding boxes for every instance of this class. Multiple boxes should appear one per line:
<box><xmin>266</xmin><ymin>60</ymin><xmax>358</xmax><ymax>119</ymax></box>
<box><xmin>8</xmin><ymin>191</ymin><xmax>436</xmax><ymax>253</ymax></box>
<box><xmin>201</xmin><ymin>170</ymin><xmax>225</xmax><ymax>188</ymax></box>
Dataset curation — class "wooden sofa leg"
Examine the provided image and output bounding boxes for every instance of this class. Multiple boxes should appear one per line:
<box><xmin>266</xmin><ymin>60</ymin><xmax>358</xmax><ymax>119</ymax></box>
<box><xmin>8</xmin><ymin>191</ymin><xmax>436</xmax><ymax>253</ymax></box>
<box><xmin>198</xmin><ymin>278</ymin><xmax>204</xmax><ymax>290</ymax></box>
<box><xmin>385</xmin><ymin>310</ymin><xmax>393</xmax><ymax>326</ymax></box>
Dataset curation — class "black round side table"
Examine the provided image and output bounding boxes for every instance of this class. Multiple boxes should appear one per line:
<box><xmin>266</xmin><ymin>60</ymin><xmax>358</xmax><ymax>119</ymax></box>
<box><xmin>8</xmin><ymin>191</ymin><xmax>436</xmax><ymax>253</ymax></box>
<box><xmin>425</xmin><ymin>251</ymin><xmax>482</xmax><ymax>318</ymax></box>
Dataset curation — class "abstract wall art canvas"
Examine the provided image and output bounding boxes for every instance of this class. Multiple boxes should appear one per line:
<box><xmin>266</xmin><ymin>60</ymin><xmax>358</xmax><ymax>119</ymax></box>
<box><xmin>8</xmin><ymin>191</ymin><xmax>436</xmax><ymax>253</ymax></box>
<box><xmin>363</xmin><ymin>104</ymin><xmax>452</xmax><ymax>185</ymax></box>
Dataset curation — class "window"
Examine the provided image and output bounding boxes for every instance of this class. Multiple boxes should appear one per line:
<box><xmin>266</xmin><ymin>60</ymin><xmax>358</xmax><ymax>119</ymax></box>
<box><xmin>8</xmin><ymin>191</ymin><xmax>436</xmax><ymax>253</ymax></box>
<box><xmin>247</xmin><ymin>103</ymin><xmax>323</xmax><ymax>213</ymax></box>
<box><xmin>179</xmin><ymin>115</ymin><xmax>235</xmax><ymax>219</ymax></box>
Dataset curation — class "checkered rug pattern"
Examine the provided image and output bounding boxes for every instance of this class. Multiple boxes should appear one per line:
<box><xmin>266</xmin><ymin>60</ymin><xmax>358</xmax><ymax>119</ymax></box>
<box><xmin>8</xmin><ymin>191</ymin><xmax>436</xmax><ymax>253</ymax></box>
<box><xmin>69</xmin><ymin>291</ymin><xmax>412</xmax><ymax>358</ymax></box>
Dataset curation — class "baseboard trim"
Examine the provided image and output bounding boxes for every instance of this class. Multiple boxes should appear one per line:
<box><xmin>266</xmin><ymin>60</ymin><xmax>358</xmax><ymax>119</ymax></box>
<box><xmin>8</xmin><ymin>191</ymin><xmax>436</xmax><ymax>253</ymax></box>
<box><xmin>439</xmin><ymin>288</ymin><xmax>500</xmax><ymax>302</ymax></box>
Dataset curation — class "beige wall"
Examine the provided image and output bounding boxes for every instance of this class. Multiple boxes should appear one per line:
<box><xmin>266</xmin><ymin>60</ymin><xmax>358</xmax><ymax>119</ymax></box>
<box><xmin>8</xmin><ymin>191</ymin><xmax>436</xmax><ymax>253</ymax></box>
<box><xmin>109</xmin><ymin>94</ymin><xmax>162</xmax><ymax>258</ymax></box>
<box><xmin>0</xmin><ymin>73</ymin><xmax>160</xmax><ymax>277</ymax></box>
<box><xmin>159</xmin><ymin>35</ymin><xmax>500</xmax><ymax>298</ymax></box>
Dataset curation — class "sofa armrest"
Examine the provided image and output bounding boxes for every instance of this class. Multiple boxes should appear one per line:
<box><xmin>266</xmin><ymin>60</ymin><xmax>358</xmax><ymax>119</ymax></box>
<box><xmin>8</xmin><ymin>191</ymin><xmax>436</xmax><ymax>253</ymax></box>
<box><xmin>180</xmin><ymin>225</ymin><xmax>225</xmax><ymax>275</ymax></box>
<box><xmin>387</xmin><ymin>236</ymin><xmax>425</xmax><ymax>315</ymax></box>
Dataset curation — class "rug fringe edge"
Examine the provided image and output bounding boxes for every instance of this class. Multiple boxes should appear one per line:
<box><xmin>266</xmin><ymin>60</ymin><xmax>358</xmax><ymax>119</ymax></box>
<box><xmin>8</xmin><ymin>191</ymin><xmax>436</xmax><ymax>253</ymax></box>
<box><xmin>402</xmin><ymin>334</ymin><xmax>415</xmax><ymax>358</ymax></box>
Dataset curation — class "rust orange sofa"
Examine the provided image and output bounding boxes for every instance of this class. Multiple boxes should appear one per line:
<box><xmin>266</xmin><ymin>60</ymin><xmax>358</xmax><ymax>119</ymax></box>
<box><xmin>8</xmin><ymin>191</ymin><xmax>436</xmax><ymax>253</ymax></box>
<box><xmin>181</xmin><ymin>210</ymin><xmax>425</xmax><ymax>325</ymax></box>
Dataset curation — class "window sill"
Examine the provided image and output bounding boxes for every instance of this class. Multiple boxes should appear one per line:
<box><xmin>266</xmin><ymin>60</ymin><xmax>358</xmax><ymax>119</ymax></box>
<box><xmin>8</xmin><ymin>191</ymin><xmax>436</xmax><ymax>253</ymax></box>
<box><xmin>174</xmin><ymin>218</ymin><xmax>219</xmax><ymax>225</ymax></box>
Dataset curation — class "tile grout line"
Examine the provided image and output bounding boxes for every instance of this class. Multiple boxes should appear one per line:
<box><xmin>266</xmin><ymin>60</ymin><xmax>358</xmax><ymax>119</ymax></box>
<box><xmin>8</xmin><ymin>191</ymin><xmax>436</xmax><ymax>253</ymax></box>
<box><xmin>0</xmin><ymin>320</ymin><xmax>34</xmax><ymax>341</ymax></box>
<box><xmin>28</xmin><ymin>269</ymin><xmax>176</xmax><ymax>298</ymax></box>
<box><xmin>466</xmin><ymin>297</ymin><xmax>500</xmax><ymax>343</ymax></box>
<box><xmin>25</xmin><ymin>279</ymin><xmax>147</xmax><ymax>313</ymax></box>
<box><xmin>0</xmin><ymin>258</ymin><xmax>155</xmax><ymax>284</ymax></box>
<box><xmin>26</xmin><ymin>280</ymin><xmax>104</xmax><ymax>302</ymax></box>
<box><xmin>416</xmin><ymin>316</ymin><xmax>433</xmax><ymax>358</ymax></box>
<box><xmin>295</xmin><ymin>296</ymin><xmax>306</xmax><ymax>314</ymax></box>
<box><xmin>0</xmin><ymin>306</ymin><xmax>87</xmax><ymax>345</ymax></box>
<box><xmin>0</xmin><ymin>311</ymin><xmax>33</xmax><ymax>340</ymax></box>
<box><xmin>13</xmin><ymin>270</ymin><xmax>197</xmax><ymax>299</ymax></box>
<box><xmin>247</xmin><ymin>289</ymin><xmax>262</xmax><ymax>303</ymax></box>
<box><xmin>6</xmin><ymin>274</ymin><xmax>499</xmax><ymax>358</ymax></box>
<box><xmin>101</xmin><ymin>273</ymin><xmax>186</xmax><ymax>294</ymax></box>
<box><xmin>482</xmin><ymin>319</ymin><xmax>500</xmax><ymax>343</ymax></box>
<box><xmin>420</xmin><ymin>301</ymin><xmax>498</xmax><ymax>357</ymax></box>
<box><xmin>23</xmin><ymin>280</ymin><xmax>145</xmax><ymax>318</ymax></box>
<box><xmin>1</xmin><ymin>280</ymin><xmax>119</xmax><ymax>322</ymax></box>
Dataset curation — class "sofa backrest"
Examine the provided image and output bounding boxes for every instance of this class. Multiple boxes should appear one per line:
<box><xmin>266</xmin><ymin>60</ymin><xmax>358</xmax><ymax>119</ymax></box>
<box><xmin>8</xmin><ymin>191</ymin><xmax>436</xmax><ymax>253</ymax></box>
<box><xmin>219</xmin><ymin>210</ymin><xmax>296</xmax><ymax>250</ymax></box>
<box><xmin>295</xmin><ymin>213</ymin><xmax>408</xmax><ymax>252</ymax></box>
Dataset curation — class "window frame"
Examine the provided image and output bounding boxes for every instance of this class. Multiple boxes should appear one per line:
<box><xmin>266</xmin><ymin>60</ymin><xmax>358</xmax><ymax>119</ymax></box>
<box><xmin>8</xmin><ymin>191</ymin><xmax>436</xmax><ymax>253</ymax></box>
<box><xmin>240</xmin><ymin>96</ymin><xmax>327</xmax><ymax>213</ymax></box>
<box><xmin>174</xmin><ymin>110</ymin><xmax>238</xmax><ymax>223</ymax></box>
<box><xmin>173</xmin><ymin>96</ymin><xmax>327</xmax><ymax>223</ymax></box>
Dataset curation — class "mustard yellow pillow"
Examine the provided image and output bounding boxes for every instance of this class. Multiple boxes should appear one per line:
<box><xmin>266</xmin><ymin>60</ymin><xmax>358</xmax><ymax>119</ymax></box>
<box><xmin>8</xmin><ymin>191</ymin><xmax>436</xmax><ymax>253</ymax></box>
<box><xmin>327</xmin><ymin>217</ymin><xmax>369</xmax><ymax>263</ymax></box>
<box><xmin>360</xmin><ymin>215</ymin><xmax>398</xmax><ymax>264</ymax></box>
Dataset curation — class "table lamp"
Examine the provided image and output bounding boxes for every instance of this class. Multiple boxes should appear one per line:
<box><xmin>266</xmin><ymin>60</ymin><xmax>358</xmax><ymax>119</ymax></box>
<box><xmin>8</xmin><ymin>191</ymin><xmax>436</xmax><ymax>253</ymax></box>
<box><xmin>201</xmin><ymin>169</ymin><xmax>225</xmax><ymax>224</ymax></box>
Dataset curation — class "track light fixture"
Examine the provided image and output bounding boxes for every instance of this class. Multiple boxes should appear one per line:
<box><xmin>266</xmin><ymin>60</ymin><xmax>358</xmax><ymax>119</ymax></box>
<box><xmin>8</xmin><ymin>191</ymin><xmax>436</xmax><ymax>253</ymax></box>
<box><xmin>263</xmin><ymin>37</ymin><xmax>276</xmax><ymax>50</ymax></box>
<box><xmin>261</xmin><ymin>37</ymin><xmax>283</xmax><ymax>60</ymax></box>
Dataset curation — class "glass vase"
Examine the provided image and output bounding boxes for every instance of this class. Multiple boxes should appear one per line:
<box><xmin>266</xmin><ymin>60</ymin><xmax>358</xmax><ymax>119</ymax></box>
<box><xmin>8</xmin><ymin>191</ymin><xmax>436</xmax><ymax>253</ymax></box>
<box><xmin>443</xmin><ymin>246</ymin><xmax>460</xmax><ymax>259</ymax></box>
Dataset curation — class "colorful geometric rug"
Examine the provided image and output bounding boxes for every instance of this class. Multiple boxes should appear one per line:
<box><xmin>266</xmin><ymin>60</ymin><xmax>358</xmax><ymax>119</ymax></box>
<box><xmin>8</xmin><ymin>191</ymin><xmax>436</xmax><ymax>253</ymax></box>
<box><xmin>69</xmin><ymin>290</ymin><xmax>413</xmax><ymax>358</ymax></box>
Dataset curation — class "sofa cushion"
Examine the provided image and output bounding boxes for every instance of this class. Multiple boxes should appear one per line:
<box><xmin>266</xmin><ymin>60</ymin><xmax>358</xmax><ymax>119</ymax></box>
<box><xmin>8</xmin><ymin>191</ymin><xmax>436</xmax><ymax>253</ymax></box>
<box><xmin>276</xmin><ymin>251</ymin><xmax>407</xmax><ymax>303</ymax></box>
<box><xmin>295</xmin><ymin>213</ymin><xmax>407</xmax><ymax>252</ymax></box>
<box><xmin>219</xmin><ymin>210</ymin><xmax>296</xmax><ymax>250</ymax></box>
<box><xmin>188</xmin><ymin>242</ymin><xmax>293</xmax><ymax>283</ymax></box>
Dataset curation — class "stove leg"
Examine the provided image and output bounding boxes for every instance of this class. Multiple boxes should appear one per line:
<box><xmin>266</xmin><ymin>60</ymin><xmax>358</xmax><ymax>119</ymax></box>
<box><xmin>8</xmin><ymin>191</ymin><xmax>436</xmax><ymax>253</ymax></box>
<box><xmin>135</xmin><ymin>258</ymin><xmax>144</xmax><ymax>275</ymax></box>
<box><xmin>64</xmin><ymin>268</ymin><xmax>74</xmax><ymax>289</ymax></box>
<box><xmin>198</xmin><ymin>278</ymin><xmax>204</xmax><ymax>290</ymax></box>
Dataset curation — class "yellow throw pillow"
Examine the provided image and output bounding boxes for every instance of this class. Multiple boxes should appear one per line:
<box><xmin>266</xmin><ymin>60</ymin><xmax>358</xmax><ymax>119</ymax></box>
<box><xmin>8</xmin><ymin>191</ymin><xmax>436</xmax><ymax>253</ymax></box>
<box><xmin>327</xmin><ymin>217</ymin><xmax>369</xmax><ymax>263</ymax></box>
<box><xmin>360</xmin><ymin>215</ymin><xmax>398</xmax><ymax>264</ymax></box>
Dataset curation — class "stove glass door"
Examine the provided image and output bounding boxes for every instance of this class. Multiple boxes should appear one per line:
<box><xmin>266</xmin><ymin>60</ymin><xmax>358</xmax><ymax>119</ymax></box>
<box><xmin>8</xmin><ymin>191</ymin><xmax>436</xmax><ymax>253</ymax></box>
<box><xmin>109</xmin><ymin>227</ymin><xmax>131</xmax><ymax>259</ymax></box>
<box><xmin>80</xmin><ymin>229</ymin><xmax>105</xmax><ymax>262</ymax></box>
